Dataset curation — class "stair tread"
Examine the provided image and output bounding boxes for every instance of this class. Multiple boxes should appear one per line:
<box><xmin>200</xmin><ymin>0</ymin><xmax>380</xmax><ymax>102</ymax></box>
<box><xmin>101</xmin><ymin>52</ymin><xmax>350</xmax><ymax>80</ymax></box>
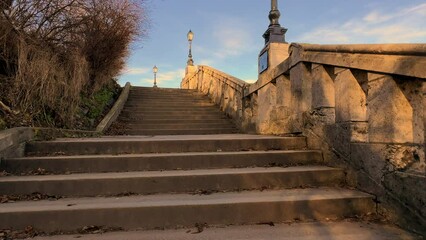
<box><xmin>10</xmin><ymin>150</ymin><xmax>321</xmax><ymax>160</ymax></box>
<box><xmin>41</xmin><ymin>134</ymin><xmax>302</xmax><ymax>143</ymax></box>
<box><xmin>0</xmin><ymin>166</ymin><xmax>339</xmax><ymax>181</ymax></box>
<box><xmin>29</xmin><ymin>221</ymin><xmax>421</xmax><ymax>240</ymax></box>
<box><xmin>0</xmin><ymin>188</ymin><xmax>373</xmax><ymax>213</ymax></box>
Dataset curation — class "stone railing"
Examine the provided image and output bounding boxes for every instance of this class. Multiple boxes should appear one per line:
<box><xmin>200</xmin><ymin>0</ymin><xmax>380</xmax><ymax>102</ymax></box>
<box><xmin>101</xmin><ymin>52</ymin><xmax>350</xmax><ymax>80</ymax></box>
<box><xmin>181</xmin><ymin>43</ymin><xmax>426</xmax><ymax>234</ymax></box>
<box><xmin>181</xmin><ymin>65</ymin><xmax>247</xmax><ymax>126</ymax></box>
<box><xmin>96</xmin><ymin>82</ymin><xmax>131</xmax><ymax>132</ymax></box>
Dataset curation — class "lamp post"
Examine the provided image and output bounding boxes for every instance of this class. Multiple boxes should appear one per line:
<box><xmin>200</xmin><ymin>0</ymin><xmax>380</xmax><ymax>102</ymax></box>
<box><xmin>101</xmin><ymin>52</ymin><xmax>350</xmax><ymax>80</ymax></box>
<box><xmin>263</xmin><ymin>0</ymin><xmax>287</xmax><ymax>44</ymax></box>
<box><xmin>269</xmin><ymin>0</ymin><xmax>280</xmax><ymax>26</ymax></box>
<box><xmin>187</xmin><ymin>30</ymin><xmax>194</xmax><ymax>66</ymax></box>
<box><xmin>258</xmin><ymin>0</ymin><xmax>289</xmax><ymax>74</ymax></box>
<box><xmin>153</xmin><ymin>65</ymin><xmax>158</xmax><ymax>88</ymax></box>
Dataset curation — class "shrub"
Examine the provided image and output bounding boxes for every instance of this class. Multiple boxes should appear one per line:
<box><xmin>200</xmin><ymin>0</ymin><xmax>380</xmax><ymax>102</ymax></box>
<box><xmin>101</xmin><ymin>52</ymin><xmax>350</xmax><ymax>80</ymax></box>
<box><xmin>0</xmin><ymin>0</ymin><xmax>148</xmax><ymax>128</ymax></box>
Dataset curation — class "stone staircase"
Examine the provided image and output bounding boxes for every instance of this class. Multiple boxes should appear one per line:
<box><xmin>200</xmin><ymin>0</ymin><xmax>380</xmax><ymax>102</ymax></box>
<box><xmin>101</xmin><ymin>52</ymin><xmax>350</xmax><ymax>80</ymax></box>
<box><xmin>111</xmin><ymin>87</ymin><xmax>239</xmax><ymax>135</ymax></box>
<box><xmin>0</xmin><ymin>88</ymin><xmax>377</xmax><ymax>237</ymax></box>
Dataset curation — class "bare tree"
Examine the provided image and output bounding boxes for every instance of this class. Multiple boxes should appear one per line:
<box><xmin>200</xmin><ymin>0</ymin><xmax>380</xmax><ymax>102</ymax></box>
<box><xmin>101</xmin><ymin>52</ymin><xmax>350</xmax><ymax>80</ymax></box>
<box><xmin>0</xmin><ymin>0</ymin><xmax>147</xmax><ymax>127</ymax></box>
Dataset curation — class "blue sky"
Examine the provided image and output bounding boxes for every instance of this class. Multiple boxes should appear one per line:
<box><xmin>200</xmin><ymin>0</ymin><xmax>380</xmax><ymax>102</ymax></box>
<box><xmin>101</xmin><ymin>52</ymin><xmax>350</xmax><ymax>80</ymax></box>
<box><xmin>119</xmin><ymin>0</ymin><xmax>426</xmax><ymax>88</ymax></box>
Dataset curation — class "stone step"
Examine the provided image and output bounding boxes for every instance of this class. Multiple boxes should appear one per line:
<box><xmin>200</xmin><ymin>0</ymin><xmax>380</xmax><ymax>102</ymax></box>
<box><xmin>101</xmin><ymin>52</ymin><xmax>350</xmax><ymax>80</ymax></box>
<box><xmin>29</xmin><ymin>221</ymin><xmax>421</xmax><ymax>240</ymax></box>
<box><xmin>0</xmin><ymin>167</ymin><xmax>345</xmax><ymax>197</ymax></box>
<box><xmin>125</xmin><ymin>123</ymin><xmax>236</xmax><ymax>130</ymax></box>
<box><xmin>128</xmin><ymin>93</ymin><xmax>206</xmax><ymax>98</ymax></box>
<box><xmin>128</xmin><ymin>91</ymin><xmax>205</xmax><ymax>96</ymax></box>
<box><xmin>124</xmin><ymin>102</ymin><xmax>215</xmax><ymax>107</ymax></box>
<box><xmin>129</xmin><ymin>90</ymin><xmax>198</xmax><ymax>95</ymax></box>
<box><xmin>25</xmin><ymin>135</ymin><xmax>307</xmax><ymax>156</ymax></box>
<box><xmin>127</xmin><ymin>97</ymin><xmax>208</xmax><ymax>102</ymax></box>
<box><xmin>118</xmin><ymin>114</ymin><xmax>230</xmax><ymax>120</ymax></box>
<box><xmin>122</xmin><ymin>107</ymin><xmax>224</xmax><ymax>115</ymax></box>
<box><xmin>131</xmin><ymin>88</ymin><xmax>196</xmax><ymax>91</ymax></box>
<box><xmin>122</xmin><ymin>105</ymin><xmax>218</xmax><ymax>111</ymax></box>
<box><xmin>130</xmin><ymin>87</ymin><xmax>196</xmax><ymax>93</ymax></box>
<box><xmin>127</xmin><ymin>94</ymin><xmax>208</xmax><ymax>99</ymax></box>
<box><xmin>121</xmin><ymin>109</ymin><xmax>223</xmax><ymax>114</ymax></box>
<box><xmin>119</xmin><ymin>112</ymin><xmax>226</xmax><ymax>119</ymax></box>
<box><xmin>0</xmin><ymin>188</ymin><xmax>375</xmax><ymax>232</ymax></box>
<box><xmin>122</xmin><ymin>128</ymin><xmax>239</xmax><ymax>135</ymax></box>
<box><xmin>118</xmin><ymin>119</ymin><xmax>233</xmax><ymax>125</ymax></box>
<box><xmin>4</xmin><ymin>150</ymin><xmax>323</xmax><ymax>174</ymax></box>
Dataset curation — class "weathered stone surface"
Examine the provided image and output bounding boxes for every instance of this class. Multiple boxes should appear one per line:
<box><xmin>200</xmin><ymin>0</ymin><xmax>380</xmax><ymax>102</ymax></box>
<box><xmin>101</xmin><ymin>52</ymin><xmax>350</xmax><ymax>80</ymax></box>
<box><xmin>312</xmin><ymin>64</ymin><xmax>334</xmax><ymax>110</ymax></box>
<box><xmin>384</xmin><ymin>171</ymin><xmax>426</xmax><ymax>218</ymax></box>
<box><xmin>290</xmin><ymin>62</ymin><xmax>312</xmax><ymax>132</ymax></box>
<box><xmin>350</xmin><ymin>143</ymin><xmax>388</xmax><ymax>184</ymax></box>
<box><xmin>256</xmin><ymin>83</ymin><xmax>277</xmax><ymax>134</ymax></box>
<box><xmin>181</xmin><ymin>44</ymin><xmax>426</xmax><ymax>235</ymax></box>
<box><xmin>266</xmin><ymin>42</ymin><xmax>289</xmax><ymax>70</ymax></box>
<box><xmin>0</xmin><ymin>127</ymin><xmax>34</xmax><ymax>159</ymax></box>
<box><xmin>367</xmin><ymin>73</ymin><xmax>414</xmax><ymax>143</ymax></box>
<box><xmin>335</xmin><ymin>69</ymin><xmax>367</xmax><ymax>123</ymax></box>
<box><xmin>295</xmin><ymin>44</ymin><xmax>426</xmax><ymax>79</ymax></box>
<box><xmin>385</xmin><ymin>144</ymin><xmax>425</xmax><ymax>172</ymax></box>
<box><xmin>351</xmin><ymin>143</ymin><xmax>425</xmax><ymax>180</ymax></box>
<box><xmin>394</xmin><ymin>77</ymin><xmax>425</xmax><ymax>145</ymax></box>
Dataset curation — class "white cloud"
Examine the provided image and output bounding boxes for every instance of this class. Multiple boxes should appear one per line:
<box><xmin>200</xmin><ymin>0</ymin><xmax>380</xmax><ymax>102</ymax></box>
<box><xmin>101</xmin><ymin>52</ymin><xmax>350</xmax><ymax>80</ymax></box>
<box><xmin>298</xmin><ymin>3</ymin><xmax>426</xmax><ymax>44</ymax></box>
<box><xmin>141</xmin><ymin>69</ymin><xmax>185</xmax><ymax>86</ymax></box>
<box><xmin>211</xmin><ymin>21</ymin><xmax>255</xmax><ymax>59</ymax></box>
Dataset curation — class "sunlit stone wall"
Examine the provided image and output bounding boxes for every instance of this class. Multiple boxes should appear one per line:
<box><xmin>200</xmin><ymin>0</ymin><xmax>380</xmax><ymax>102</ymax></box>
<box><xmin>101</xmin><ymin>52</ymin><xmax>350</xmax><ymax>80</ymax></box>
<box><xmin>181</xmin><ymin>43</ymin><xmax>426</xmax><ymax>234</ymax></box>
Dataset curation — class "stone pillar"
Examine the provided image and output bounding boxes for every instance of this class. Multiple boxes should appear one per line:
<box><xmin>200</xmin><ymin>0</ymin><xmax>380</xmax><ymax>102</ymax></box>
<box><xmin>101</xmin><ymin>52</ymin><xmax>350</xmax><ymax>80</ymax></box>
<box><xmin>311</xmin><ymin>64</ymin><xmax>335</xmax><ymax>124</ymax></box>
<box><xmin>335</xmin><ymin>69</ymin><xmax>367</xmax><ymax>122</ymax></box>
<box><xmin>290</xmin><ymin>62</ymin><xmax>312</xmax><ymax>132</ymax></box>
<box><xmin>256</xmin><ymin>83</ymin><xmax>277</xmax><ymax>134</ymax></box>
<box><xmin>334</xmin><ymin>68</ymin><xmax>368</xmax><ymax>143</ymax></box>
<box><xmin>185</xmin><ymin>65</ymin><xmax>197</xmax><ymax>77</ymax></box>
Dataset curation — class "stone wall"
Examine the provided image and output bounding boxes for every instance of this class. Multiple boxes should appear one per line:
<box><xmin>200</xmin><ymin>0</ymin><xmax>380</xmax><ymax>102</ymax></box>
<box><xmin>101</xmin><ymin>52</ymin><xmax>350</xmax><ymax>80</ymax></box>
<box><xmin>181</xmin><ymin>43</ymin><xmax>426</xmax><ymax>235</ymax></box>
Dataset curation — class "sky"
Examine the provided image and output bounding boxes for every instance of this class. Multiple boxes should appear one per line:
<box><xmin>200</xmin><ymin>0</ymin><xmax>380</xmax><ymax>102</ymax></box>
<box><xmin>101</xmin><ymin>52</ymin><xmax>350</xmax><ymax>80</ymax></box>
<box><xmin>119</xmin><ymin>0</ymin><xmax>426</xmax><ymax>88</ymax></box>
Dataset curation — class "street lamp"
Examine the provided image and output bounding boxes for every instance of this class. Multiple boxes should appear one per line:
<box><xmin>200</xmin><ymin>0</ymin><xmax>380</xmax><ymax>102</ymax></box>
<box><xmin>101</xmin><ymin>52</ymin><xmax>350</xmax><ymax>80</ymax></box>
<box><xmin>187</xmin><ymin>30</ymin><xmax>194</xmax><ymax>66</ymax></box>
<box><xmin>153</xmin><ymin>65</ymin><xmax>158</xmax><ymax>88</ymax></box>
<box><xmin>263</xmin><ymin>0</ymin><xmax>287</xmax><ymax>44</ymax></box>
<box><xmin>269</xmin><ymin>0</ymin><xmax>280</xmax><ymax>26</ymax></box>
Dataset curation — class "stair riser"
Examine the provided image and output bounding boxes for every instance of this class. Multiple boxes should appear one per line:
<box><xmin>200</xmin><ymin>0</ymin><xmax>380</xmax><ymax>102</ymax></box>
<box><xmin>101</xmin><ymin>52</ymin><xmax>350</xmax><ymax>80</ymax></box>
<box><xmin>126</xmin><ymin>99</ymin><xmax>209</xmax><ymax>103</ymax></box>
<box><xmin>121</xmin><ymin>108</ymin><xmax>224</xmax><ymax>116</ymax></box>
<box><xmin>4</xmin><ymin>151</ymin><xmax>323</xmax><ymax>174</ymax></box>
<box><xmin>0</xmin><ymin>198</ymin><xmax>375</xmax><ymax>232</ymax></box>
<box><xmin>124</xmin><ymin>103</ymin><xmax>215</xmax><ymax>107</ymax></box>
<box><xmin>121</xmin><ymin>110</ymin><xmax>223</xmax><ymax>114</ymax></box>
<box><xmin>128</xmin><ymin>95</ymin><xmax>206</xmax><ymax>99</ymax></box>
<box><xmin>118</xmin><ymin>119</ymin><xmax>232</xmax><ymax>124</ymax></box>
<box><xmin>125</xmin><ymin>124</ymin><xmax>235</xmax><ymax>130</ymax></box>
<box><xmin>25</xmin><ymin>138</ymin><xmax>307</xmax><ymax>156</ymax></box>
<box><xmin>130</xmin><ymin>88</ymin><xmax>196</xmax><ymax>92</ymax></box>
<box><xmin>0</xmin><ymin>170</ymin><xmax>345</xmax><ymax>197</ymax></box>
<box><xmin>123</xmin><ymin>106</ymin><xmax>218</xmax><ymax>111</ymax></box>
<box><xmin>127</xmin><ymin>96</ymin><xmax>207</xmax><ymax>100</ymax></box>
<box><xmin>119</xmin><ymin>115</ymin><xmax>230</xmax><ymax>120</ymax></box>
<box><xmin>129</xmin><ymin>90</ymin><xmax>199</xmax><ymax>94</ymax></box>
<box><xmin>119</xmin><ymin>115</ymin><xmax>227</xmax><ymax>120</ymax></box>
<box><xmin>122</xmin><ymin>129</ymin><xmax>239</xmax><ymax>135</ymax></box>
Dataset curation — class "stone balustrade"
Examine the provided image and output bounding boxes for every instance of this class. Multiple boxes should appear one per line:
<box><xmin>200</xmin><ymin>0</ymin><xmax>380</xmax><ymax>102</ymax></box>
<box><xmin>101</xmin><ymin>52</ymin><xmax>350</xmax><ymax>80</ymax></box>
<box><xmin>181</xmin><ymin>43</ymin><xmax>426</xmax><ymax>234</ymax></box>
<box><xmin>181</xmin><ymin>65</ymin><xmax>247</xmax><ymax>126</ymax></box>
